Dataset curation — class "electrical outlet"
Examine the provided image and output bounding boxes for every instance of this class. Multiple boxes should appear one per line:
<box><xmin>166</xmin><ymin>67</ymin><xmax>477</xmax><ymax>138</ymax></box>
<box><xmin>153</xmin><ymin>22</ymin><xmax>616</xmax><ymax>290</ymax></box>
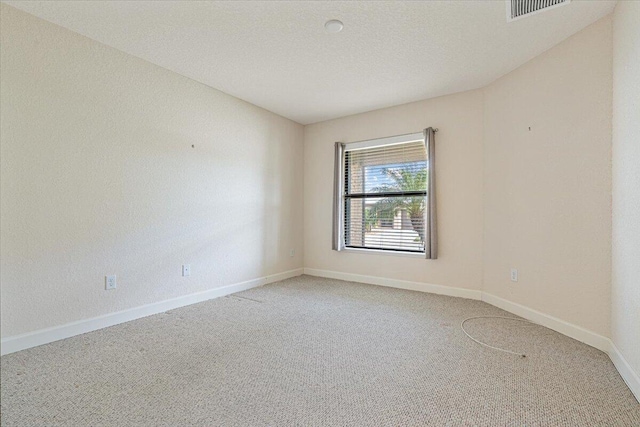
<box><xmin>182</xmin><ymin>264</ymin><xmax>191</xmax><ymax>277</ymax></box>
<box><xmin>290</xmin><ymin>249</ymin><xmax>295</xmax><ymax>258</ymax></box>
<box><xmin>105</xmin><ymin>275</ymin><xmax>117</xmax><ymax>290</ymax></box>
<box><xmin>510</xmin><ymin>268</ymin><xmax>518</xmax><ymax>282</ymax></box>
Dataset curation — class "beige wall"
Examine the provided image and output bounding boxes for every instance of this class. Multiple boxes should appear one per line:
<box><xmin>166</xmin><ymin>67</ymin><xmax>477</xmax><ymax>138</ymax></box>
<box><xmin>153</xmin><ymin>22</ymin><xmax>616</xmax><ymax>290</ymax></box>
<box><xmin>0</xmin><ymin>5</ymin><xmax>304</xmax><ymax>337</ymax></box>
<box><xmin>1</xmin><ymin>4</ymin><xmax>621</xmax><ymax>349</ymax></box>
<box><xmin>305</xmin><ymin>16</ymin><xmax>614</xmax><ymax>338</ymax></box>
<box><xmin>483</xmin><ymin>17</ymin><xmax>612</xmax><ymax>337</ymax></box>
<box><xmin>304</xmin><ymin>90</ymin><xmax>485</xmax><ymax>290</ymax></box>
<box><xmin>612</xmin><ymin>1</ymin><xmax>640</xmax><ymax>377</ymax></box>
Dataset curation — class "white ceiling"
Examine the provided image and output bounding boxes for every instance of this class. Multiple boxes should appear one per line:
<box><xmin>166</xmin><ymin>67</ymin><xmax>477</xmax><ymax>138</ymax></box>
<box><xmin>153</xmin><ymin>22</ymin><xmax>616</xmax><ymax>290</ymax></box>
<box><xmin>4</xmin><ymin>1</ymin><xmax>616</xmax><ymax>124</ymax></box>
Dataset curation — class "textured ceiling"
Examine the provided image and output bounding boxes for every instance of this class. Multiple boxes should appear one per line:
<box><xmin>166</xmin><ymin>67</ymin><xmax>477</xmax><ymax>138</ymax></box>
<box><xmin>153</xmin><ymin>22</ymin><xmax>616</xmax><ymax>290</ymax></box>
<box><xmin>4</xmin><ymin>1</ymin><xmax>616</xmax><ymax>124</ymax></box>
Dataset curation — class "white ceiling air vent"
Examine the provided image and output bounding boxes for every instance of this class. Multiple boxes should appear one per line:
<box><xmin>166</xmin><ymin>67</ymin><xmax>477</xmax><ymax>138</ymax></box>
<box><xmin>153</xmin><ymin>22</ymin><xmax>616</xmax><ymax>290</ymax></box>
<box><xmin>507</xmin><ymin>0</ymin><xmax>571</xmax><ymax>22</ymax></box>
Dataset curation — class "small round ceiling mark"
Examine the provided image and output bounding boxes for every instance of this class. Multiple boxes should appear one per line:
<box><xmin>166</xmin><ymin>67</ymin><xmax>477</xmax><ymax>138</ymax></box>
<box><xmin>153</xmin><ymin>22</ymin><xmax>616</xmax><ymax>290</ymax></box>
<box><xmin>325</xmin><ymin>19</ymin><xmax>343</xmax><ymax>33</ymax></box>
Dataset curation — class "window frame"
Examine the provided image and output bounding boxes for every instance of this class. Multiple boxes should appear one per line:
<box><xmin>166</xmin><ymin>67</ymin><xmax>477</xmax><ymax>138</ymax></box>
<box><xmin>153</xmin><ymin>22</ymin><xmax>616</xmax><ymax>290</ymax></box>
<box><xmin>337</xmin><ymin>132</ymin><xmax>428</xmax><ymax>256</ymax></box>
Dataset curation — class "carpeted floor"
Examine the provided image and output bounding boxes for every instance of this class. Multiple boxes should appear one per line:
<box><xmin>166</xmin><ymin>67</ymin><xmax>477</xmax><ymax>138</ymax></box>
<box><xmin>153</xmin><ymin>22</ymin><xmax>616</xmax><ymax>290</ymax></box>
<box><xmin>1</xmin><ymin>275</ymin><xmax>639</xmax><ymax>426</ymax></box>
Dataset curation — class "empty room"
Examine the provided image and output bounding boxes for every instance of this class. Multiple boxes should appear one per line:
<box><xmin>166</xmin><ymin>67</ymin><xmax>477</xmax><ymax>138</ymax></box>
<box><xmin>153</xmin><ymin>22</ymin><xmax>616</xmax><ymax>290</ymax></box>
<box><xmin>1</xmin><ymin>0</ymin><xmax>639</xmax><ymax>425</ymax></box>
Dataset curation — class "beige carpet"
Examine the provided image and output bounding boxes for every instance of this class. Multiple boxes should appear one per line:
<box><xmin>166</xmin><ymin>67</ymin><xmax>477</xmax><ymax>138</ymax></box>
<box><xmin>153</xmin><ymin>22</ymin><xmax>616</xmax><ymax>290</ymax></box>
<box><xmin>1</xmin><ymin>275</ymin><xmax>638</xmax><ymax>426</ymax></box>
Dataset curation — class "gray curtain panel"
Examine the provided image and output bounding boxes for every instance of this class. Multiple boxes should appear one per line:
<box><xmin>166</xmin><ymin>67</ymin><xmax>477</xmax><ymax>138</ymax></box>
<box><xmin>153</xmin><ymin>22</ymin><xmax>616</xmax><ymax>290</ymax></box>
<box><xmin>424</xmin><ymin>127</ymin><xmax>437</xmax><ymax>259</ymax></box>
<box><xmin>332</xmin><ymin>142</ymin><xmax>345</xmax><ymax>251</ymax></box>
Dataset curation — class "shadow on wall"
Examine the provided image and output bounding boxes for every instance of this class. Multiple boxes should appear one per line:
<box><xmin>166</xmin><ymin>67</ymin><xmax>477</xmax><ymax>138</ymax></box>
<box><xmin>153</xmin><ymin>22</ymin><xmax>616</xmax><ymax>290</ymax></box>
<box><xmin>260</xmin><ymin>117</ymin><xmax>300</xmax><ymax>279</ymax></box>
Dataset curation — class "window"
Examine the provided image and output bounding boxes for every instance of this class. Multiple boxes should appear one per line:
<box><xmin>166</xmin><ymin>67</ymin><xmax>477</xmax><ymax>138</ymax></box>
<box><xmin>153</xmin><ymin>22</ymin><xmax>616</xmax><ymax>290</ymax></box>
<box><xmin>333</xmin><ymin>129</ymin><xmax>437</xmax><ymax>258</ymax></box>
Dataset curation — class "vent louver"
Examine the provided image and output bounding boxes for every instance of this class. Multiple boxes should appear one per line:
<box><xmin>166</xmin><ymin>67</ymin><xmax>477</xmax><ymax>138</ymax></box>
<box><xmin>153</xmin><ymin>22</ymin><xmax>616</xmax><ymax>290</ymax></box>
<box><xmin>507</xmin><ymin>0</ymin><xmax>571</xmax><ymax>22</ymax></box>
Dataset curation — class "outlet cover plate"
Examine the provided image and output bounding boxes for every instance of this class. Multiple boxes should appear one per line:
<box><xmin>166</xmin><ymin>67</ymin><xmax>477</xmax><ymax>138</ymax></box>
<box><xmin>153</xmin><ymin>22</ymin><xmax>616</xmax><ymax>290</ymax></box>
<box><xmin>105</xmin><ymin>275</ymin><xmax>117</xmax><ymax>290</ymax></box>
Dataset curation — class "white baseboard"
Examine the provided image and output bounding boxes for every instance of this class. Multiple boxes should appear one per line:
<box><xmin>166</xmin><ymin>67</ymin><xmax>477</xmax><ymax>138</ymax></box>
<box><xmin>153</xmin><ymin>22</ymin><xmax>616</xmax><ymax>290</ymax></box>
<box><xmin>480</xmin><ymin>292</ymin><xmax>611</xmax><ymax>353</ymax></box>
<box><xmin>0</xmin><ymin>268</ymin><xmax>303</xmax><ymax>356</ymax></box>
<box><xmin>3</xmin><ymin>266</ymin><xmax>638</xmax><ymax>403</ymax></box>
<box><xmin>303</xmin><ymin>268</ymin><xmax>483</xmax><ymax>300</ymax></box>
<box><xmin>304</xmin><ymin>268</ymin><xmax>610</xmax><ymax>350</ymax></box>
<box><xmin>480</xmin><ymin>290</ymin><xmax>639</xmax><ymax>403</ymax></box>
<box><xmin>304</xmin><ymin>267</ymin><xmax>640</xmax><ymax>400</ymax></box>
<box><xmin>608</xmin><ymin>341</ymin><xmax>640</xmax><ymax>403</ymax></box>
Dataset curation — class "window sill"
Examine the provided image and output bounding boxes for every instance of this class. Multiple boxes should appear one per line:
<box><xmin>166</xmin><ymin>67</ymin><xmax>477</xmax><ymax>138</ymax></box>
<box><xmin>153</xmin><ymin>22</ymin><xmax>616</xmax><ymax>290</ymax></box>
<box><xmin>341</xmin><ymin>247</ymin><xmax>426</xmax><ymax>258</ymax></box>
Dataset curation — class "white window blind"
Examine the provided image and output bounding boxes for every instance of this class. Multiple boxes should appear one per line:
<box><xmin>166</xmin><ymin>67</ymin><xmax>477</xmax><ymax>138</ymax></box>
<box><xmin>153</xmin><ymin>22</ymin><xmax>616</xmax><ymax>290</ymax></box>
<box><xmin>342</xmin><ymin>137</ymin><xmax>427</xmax><ymax>253</ymax></box>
